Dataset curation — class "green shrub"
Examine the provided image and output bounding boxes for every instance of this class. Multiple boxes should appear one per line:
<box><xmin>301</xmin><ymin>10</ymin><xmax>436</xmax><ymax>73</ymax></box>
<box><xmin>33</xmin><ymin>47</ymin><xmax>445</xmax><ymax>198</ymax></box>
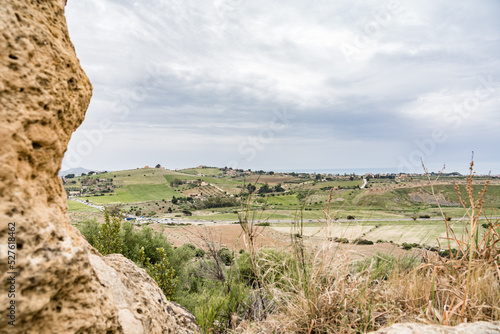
<box><xmin>195</xmin><ymin>248</ymin><xmax>206</xmax><ymax>258</ymax></box>
<box><xmin>218</xmin><ymin>248</ymin><xmax>233</xmax><ymax>266</ymax></box>
<box><xmin>353</xmin><ymin>238</ymin><xmax>373</xmax><ymax>245</ymax></box>
<box><xmin>402</xmin><ymin>242</ymin><xmax>421</xmax><ymax>250</ymax></box>
<box><xmin>76</xmin><ymin>218</ymin><xmax>101</xmax><ymax>247</ymax></box>
<box><xmin>138</xmin><ymin>247</ymin><xmax>177</xmax><ymax>300</ymax></box>
<box><xmin>192</xmin><ymin>280</ymin><xmax>250</xmax><ymax>333</ymax></box>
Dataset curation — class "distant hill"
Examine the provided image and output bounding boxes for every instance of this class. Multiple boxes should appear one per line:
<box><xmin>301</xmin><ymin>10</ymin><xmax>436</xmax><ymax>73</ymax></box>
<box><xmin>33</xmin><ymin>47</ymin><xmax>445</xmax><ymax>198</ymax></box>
<box><xmin>59</xmin><ymin>167</ymin><xmax>95</xmax><ymax>177</ymax></box>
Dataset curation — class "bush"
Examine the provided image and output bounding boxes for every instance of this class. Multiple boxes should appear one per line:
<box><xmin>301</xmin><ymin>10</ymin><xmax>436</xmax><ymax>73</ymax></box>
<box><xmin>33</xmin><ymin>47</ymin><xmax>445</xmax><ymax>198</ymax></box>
<box><xmin>76</xmin><ymin>218</ymin><xmax>101</xmax><ymax>247</ymax></box>
<box><xmin>138</xmin><ymin>247</ymin><xmax>177</xmax><ymax>300</ymax></box>
<box><xmin>195</xmin><ymin>248</ymin><xmax>206</xmax><ymax>258</ymax></box>
<box><xmin>76</xmin><ymin>215</ymin><xmax>184</xmax><ymax>299</ymax></box>
<box><xmin>402</xmin><ymin>242</ymin><xmax>421</xmax><ymax>250</ymax></box>
<box><xmin>418</xmin><ymin>214</ymin><xmax>431</xmax><ymax>219</ymax></box>
<box><xmin>218</xmin><ymin>248</ymin><xmax>233</xmax><ymax>266</ymax></box>
<box><xmin>347</xmin><ymin>215</ymin><xmax>356</xmax><ymax>220</ymax></box>
<box><xmin>353</xmin><ymin>238</ymin><xmax>373</xmax><ymax>245</ymax></box>
<box><xmin>332</xmin><ymin>237</ymin><xmax>349</xmax><ymax>244</ymax></box>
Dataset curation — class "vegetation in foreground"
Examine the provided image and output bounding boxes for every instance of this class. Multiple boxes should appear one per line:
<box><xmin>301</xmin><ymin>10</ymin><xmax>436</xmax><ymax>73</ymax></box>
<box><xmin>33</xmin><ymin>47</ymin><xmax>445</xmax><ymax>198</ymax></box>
<box><xmin>75</xmin><ymin>163</ymin><xmax>500</xmax><ymax>333</ymax></box>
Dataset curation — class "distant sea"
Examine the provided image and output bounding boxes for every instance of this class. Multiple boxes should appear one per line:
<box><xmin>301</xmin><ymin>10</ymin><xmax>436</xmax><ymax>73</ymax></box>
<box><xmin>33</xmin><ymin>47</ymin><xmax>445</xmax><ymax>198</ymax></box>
<box><xmin>276</xmin><ymin>168</ymin><xmax>401</xmax><ymax>175</ymax></box>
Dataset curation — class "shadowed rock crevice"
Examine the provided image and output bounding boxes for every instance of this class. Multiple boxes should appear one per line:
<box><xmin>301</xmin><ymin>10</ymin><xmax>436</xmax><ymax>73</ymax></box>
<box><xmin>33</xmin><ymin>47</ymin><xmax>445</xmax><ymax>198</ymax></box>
<box><xmin>0</xmin><ymin>1</ymin><xmax>198</xmax><ymax>333</ymax></box>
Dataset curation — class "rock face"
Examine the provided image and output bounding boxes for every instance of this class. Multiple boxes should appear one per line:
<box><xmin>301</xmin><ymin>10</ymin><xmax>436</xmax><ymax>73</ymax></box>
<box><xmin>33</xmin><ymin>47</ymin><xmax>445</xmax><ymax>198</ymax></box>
<box><xmin>0</xmin><ymin>1</ymin><xmax>198</xmax><ymax>333</ymax></box>
<box><xmin>370</xmin><ymin>321</ymin><xmax>500</xmax><ymax>334</ymax></box>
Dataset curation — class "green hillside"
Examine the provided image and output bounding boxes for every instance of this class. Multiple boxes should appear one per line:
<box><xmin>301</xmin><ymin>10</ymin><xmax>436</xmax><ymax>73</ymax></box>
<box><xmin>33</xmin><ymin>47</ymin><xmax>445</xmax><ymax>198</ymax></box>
<box><xmin>64</xmin><ymin>167</ymin><xmax>500</xmax><ymax>222</ymax></box>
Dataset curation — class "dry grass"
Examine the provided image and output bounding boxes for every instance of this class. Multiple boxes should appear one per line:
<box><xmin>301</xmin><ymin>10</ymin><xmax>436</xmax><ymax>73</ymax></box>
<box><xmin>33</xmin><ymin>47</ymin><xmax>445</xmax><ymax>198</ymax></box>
<box><xmin>235</xmin><ymin>161</ymin><xmax>500</xmax><ymax>334</ymax></box>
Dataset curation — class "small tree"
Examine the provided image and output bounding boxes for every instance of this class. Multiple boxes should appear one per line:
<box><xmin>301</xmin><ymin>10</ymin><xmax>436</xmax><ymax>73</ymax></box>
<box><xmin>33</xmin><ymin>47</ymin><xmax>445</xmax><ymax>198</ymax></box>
<box><xmin>97</xmin><ymin>209</ymin><xmax>123</xmax><ymax>255</ymax></box>
<box><xmin>274</xmin><ymin>183</ymin><xmax>285</xmax><ymax>192</ymax></box>
<box><xmin>170</xmin><ymin>178</ymin><xmax>183</xmax><ymax>187</ymax></box>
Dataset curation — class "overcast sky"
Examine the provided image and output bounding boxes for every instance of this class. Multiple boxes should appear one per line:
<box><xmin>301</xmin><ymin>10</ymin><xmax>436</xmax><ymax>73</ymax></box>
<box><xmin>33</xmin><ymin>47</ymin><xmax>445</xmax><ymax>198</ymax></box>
<box><xmin>62</xmin><ymin>0</ymin><xmax>500</xmax><ymax>174</ymax></box>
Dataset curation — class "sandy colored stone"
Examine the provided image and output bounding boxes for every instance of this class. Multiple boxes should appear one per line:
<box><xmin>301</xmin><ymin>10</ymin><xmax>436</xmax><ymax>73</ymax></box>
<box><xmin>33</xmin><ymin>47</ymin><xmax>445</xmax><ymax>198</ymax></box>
<box><xmin>0</xmin><ymin>1</ymin><xmax>198</xmax><ymax>333</ymax></box>
<box><xmin>370</xmin><ymin>321</ymin><xmax>500</xmax><ymax>334</ymax></box>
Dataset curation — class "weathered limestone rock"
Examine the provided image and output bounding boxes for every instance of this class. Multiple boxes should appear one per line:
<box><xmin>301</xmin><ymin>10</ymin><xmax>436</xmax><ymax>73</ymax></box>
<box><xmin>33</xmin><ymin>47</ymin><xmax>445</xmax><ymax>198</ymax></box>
<box><xmin>0</xmin><ymin>1</ymin><xmax>198</xmax><ymax>333</ymax></box>
<box><xmin>370</xmin><ymin>321</ymin><xmax>500</xmax><ymax>334</ymax></box>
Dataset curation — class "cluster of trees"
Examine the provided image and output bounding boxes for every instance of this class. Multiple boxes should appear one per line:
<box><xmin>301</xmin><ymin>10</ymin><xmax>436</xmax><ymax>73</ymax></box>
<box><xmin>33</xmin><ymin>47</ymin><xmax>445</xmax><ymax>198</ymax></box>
<box><xmin>246</xmin><ymin>183</ymin><xmax>285</xmax><ymax>195</ymax></box>
<box><xmin>195</xmin><ymin>196</ymin><xmax>239</xmax><ymax>209</ymax></box>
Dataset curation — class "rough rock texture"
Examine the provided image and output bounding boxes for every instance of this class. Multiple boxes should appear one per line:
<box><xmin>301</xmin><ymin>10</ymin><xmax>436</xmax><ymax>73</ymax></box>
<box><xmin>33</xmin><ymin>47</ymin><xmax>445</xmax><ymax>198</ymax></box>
<box><xmin>370</xmin><ymin>321</ymin><xmax>500</xmax><ymax>334</ymax></box>
<box><xmin>0</xmin><ymin>1</ymin><xmax>198</xmax><ymax>333</ymax></box>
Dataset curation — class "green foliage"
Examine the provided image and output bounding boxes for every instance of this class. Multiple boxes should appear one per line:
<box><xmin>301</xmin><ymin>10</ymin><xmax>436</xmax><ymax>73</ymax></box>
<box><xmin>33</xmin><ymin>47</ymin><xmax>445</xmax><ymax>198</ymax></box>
<box><xmin>76</xmin><ymin>218</ymin><xmax>101</xmax><ymax>246</ymax></box>
<box><xmin>258</xmin><ymin>183</ymin><xmax>272</xmax><ymax>194</ymax></box>
<box><xmin>170</xmin><ymin>178</ymin><xmax>184</xmax><ymax>187</ymax></box>
<box><xmin>402</xmin><ymin>242</ymin><xmax>421</xmax><ymax>250</ymax></box>
<box><xmin>195</xmin><ymin>248</ymin><xmax>206</xmax><ymax>258</ymax></box>
<box><xmin>353</xmin><ymin>238</ymin><xmax>374</xmax><ymax>245</ymax></box>
<box><xmin>196</xmin><ymin>196</ymin><xmax>239</xmax><ymax>209</ymax></box>
<box><xmin>139</xmin><ymin>247</ymin><xmax>177</xmax><ymax>300</ymax></box>
<box><xmin>76</xmin><ymin>215</ymin><xmax>185</xmax><ymax>300</ymax></box>
<box><xmin>236</xmin><ymin>252</ymin><xmax>258</xmax><ymax>286</ymax></box>
<box><xmin>121</xmin><ymin>221</ymin><xmax>174</xmax><ymax>264</ymax></box>
<box><xmin>274</xmin><ymin>183</ymin><xmax>285</xmax><ymax>192</ymax></box>
<box><xmin>97</xmin><ymin>209</ymin><xmax>123</xmax><ymax>255</ymax></box>
<box><xmin>218</xmin><ymin>248</ymin><xmax>233</xmax><ymax>266</ymax></box>
<box><xmin>193</xmin><ymin>280</ymin><xmax>249</xmax><ymax>333</ymax></box>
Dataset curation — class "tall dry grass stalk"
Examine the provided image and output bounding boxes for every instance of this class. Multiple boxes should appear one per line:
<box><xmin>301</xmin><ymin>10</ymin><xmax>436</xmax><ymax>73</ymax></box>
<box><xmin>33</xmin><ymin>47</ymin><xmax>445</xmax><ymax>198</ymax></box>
<box><xmin>238</xmin><ymin>189</ymin><xmax>401</xmax><ymax>333</ymax></box>
<box><xmin>398</xmin><ymin>159</ymin><xmax>500</xmax><ymax>325</ymax></box>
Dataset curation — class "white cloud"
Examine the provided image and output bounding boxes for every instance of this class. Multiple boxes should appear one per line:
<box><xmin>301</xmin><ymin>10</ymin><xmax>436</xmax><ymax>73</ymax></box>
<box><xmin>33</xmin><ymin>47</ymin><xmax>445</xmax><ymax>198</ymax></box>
<box><xmin>63</xmin><ymin>0</ymin><xmax>500</xmax><ymax>173</ymax></box>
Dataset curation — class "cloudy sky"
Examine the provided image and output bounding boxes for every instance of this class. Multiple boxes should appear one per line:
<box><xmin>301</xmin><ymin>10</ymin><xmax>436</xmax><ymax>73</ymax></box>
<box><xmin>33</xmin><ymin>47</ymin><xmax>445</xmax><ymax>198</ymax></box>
<box><xmin>62</xmin><ymin>0</ymin><xmax>500</xmax><ymax>174</ymax></box>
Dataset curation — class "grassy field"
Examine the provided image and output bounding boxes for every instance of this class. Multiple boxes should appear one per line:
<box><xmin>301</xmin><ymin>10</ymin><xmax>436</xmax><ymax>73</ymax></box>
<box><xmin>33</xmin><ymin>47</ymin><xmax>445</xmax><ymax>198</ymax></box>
<box><xmin>271</xmin><ymin>218</ymin><xmax>486</xmax><ymax>246</ymax></box>
<box><xmin>66</xmin><ymin>200</ymin><xmax>101</xmax><ymax>212</ymax></box>
<box><xmin>180</xmin><ymin>167</ymin><xmax>223</xmax><ymax>176</ymax></box>
<box><xmin>79</xmin><ymin>184</ymin><xmax>178</xmax><ymax>204</ymax></box>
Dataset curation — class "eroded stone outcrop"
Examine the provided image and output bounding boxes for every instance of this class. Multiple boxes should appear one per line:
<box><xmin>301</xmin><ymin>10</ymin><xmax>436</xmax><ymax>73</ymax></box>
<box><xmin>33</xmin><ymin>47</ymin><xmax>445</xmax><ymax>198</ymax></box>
<box><xmin>0</xmin><ymin>1</ymin><xmax>198</xmax><ymax>333</ymax></box>
<box><xmin>370</xmin><ymin>321</ymin><xmax>500</xmax><ymax>334</ymax></box>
